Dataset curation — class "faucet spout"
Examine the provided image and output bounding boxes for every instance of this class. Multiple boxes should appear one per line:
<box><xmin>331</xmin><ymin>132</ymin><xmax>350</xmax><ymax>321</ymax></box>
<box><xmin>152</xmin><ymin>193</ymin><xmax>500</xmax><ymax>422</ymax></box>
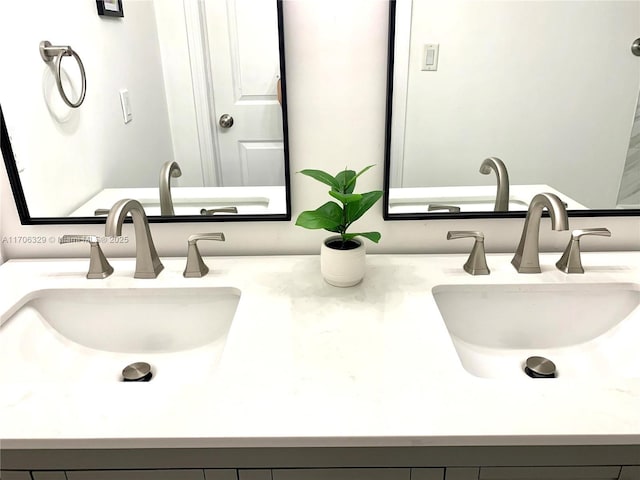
<box><xmin>159</xmin><ymin>161</ymin><xmax>182</xmax><ymax>216</ymax></box>
<box><xmin>105</xmin><ymin>198</ymin><xmax>164</xmax><ymax>278</ymax></box>
<box><xmin>479</xmin><ymin>157</ymin><xmax>509</xmax><ymax>211</ymax></box>
<box><xmin>511</xmin><ymin>192</ymin><xmax>568</xmax><ymax>273</ymax></box>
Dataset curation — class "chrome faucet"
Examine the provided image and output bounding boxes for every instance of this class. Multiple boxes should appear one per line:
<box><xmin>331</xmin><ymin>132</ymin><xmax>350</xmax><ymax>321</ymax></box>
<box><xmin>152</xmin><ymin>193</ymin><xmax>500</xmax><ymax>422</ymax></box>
<box><xmin>105</xmin><ymin>199</ymin><xmax>164</xmax><ymax>278</ymax></box>
<box><xmin>159</xmin><ymin>161</ymin><xmax>182</xmax><ymax>216</ymax></box>
<box><xmin>479</xmin><ymin>157</ymin><xmax>509</xmax><ymax>212</ymax></box>
<box><xmin>511</xmin><ymin>193</ymin><xmax>569</xmax><ymax>273</ymax></box>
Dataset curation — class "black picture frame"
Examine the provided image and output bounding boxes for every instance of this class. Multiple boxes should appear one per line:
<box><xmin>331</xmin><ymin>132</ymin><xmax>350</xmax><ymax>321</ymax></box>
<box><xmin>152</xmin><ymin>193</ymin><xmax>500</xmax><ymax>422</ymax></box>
<box><xmin>96</xmin><ymin>0</ymin><xmax>124</xmax><ymax>18</ymax></box>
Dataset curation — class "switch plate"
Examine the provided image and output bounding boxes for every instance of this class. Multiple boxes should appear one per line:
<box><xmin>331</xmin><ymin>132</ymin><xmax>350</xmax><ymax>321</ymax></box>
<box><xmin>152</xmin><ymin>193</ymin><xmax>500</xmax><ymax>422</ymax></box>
<box><xmin>119</xmin><ymin>89</ymin><xmax>132</xmax><ymax>124</ymax></box>
<box><xmin>421</xmin><ymin>43</ymin><xmax>439</xmax><ymax>71</ymax></box>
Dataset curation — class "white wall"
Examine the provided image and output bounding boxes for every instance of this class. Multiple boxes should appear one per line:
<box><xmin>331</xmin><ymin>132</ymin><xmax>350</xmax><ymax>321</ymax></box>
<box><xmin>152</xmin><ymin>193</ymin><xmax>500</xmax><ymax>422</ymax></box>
<box><xmin>1</xmin><ymin>0</ymin><xmax>639</xmax><ymax>262</ymax></box>
<box><xmin>400</xmin><ymin>0</ymin><xmax>639</xmax><ymax>209</ymax></box>
<box><xmin>0</xmin><ymin>0</ymin><xmax>174</xmax><ymax>216</ymax></box>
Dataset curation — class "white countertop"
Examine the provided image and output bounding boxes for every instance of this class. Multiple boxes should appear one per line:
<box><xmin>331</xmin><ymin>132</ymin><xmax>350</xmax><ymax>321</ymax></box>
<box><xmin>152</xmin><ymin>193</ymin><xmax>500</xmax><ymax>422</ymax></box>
<box><xmin>0</xmin><ymin>252</ymin><xmax>639</xmax><ymax>449</ymax></box>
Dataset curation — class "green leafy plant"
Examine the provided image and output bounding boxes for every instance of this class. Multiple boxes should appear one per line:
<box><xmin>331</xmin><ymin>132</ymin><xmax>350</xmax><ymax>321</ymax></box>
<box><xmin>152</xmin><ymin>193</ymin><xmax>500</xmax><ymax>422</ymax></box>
<box><xmin>295</xmin><ymin>165</ymin><xmax>383</xmax><ymax>248</ymax></box>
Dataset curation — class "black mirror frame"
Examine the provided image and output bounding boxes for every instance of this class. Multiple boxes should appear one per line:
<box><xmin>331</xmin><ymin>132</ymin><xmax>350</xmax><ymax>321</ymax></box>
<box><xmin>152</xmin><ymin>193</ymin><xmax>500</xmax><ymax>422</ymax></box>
<box><xmin>382</xmin><ymin>0</ymin><xmax>640</xmax><ymax>221</ymax></box>
<box><xmin>1</xmin><ymin>0</ymin><xmax>291</xmax><ymax>226</ymax></box>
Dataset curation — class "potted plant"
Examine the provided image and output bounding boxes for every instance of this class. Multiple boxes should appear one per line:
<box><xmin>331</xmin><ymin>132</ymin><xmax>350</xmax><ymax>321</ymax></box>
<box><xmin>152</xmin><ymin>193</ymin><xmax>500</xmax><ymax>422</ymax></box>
<box><xmin>295</xmin><ymin>165</ymin><xmax>383</xmax><ymax>287</ymax></box>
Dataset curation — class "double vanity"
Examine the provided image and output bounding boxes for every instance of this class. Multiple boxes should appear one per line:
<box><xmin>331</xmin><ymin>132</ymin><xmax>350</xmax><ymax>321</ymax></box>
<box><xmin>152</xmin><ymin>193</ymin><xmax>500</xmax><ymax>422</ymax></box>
<box><xmin>1</xmin><ymin>0</ymin><xmax>639</xmax><ymax>478</ymax></box>
<box><xmin>1</xmin><ymin>249</ymin><xmax>639</xmax><ymax>478</ymax></box>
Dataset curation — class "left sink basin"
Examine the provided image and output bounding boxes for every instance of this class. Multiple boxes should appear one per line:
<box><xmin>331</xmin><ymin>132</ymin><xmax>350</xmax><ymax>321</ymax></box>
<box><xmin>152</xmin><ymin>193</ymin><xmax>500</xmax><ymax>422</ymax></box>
<box><xmin>0</xmin><ymin>287</ymin><xmax>241</xmax><ymax>382</ymax></box>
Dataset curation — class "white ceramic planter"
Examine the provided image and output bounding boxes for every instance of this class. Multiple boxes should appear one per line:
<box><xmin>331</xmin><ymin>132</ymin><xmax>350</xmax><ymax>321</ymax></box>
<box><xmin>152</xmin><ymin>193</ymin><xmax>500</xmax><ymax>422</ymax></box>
<box><xmin>320</xmin><ymin>235</ymin><xmax>366</xmax><ymax>287</ymax></box>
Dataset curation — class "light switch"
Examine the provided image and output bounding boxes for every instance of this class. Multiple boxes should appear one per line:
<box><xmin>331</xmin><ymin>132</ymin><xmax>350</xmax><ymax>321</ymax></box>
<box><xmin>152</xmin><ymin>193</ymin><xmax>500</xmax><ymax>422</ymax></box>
<box><xmin>421</xmin><ymin>43</ymin><xmax>439</xmax><ymax>71</ymax></box>
<box><xmin>426</xmin><ymin>49</ymin><xmax>435</xmax><ymax>65</ymax></box>
<box><xmin>119</xmin><ymin>89</ymin><xmax>132</xmax><ymax>124</ymax></box>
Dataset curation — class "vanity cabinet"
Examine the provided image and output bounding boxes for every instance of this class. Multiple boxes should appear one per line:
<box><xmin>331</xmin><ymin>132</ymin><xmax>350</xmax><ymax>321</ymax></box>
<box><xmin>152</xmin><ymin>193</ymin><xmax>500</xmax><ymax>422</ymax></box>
<box><xmin>3</xmin><ymin>465</ymin><xmax>640</xmax><ymax>480</ymax></box>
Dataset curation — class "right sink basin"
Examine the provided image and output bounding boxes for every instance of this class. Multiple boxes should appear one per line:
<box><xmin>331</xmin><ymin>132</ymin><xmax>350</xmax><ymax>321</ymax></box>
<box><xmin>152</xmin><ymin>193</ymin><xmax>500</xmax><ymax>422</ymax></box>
<box><xmin>432</xmin><ymin>283</ymin><xmax>640</xmax><ymax>379</ymax></box>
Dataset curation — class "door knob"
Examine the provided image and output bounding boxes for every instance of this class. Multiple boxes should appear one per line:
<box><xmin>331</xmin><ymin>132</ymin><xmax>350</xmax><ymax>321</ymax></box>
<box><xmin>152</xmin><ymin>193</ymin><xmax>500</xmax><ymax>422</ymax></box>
<box><xmin>219</xmin><ymin>114</ymin><xmax>234</xmax><ymax>128</ymax></box>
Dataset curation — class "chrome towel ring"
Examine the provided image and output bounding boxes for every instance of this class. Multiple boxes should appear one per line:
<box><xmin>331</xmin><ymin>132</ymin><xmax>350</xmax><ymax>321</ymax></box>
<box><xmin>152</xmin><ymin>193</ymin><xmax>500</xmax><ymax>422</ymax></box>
<box><xmin>39</xmin><ymin>40</ymin><xmax>87</xmax><ymax>108</ymax></box>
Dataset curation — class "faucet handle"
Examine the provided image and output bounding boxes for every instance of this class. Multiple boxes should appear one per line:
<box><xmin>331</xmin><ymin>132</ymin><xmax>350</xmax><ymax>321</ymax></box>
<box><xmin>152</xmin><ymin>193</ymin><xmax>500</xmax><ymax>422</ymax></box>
<box><xmin>183</xmin><ymin>233</ymin><xmax>226</xmax><ymax>278</ymax></box>
<box><xmin>59</xmin><ymin>235</ymin><xmax>114</xmax><ymax>279</ymax></box>
<box><xmin>555</xmin><ymin>228</ymin><xmax>611</xmax><ymax>274</ymax></box>
<box><xmin>447</xmin><ymin>231</ymin><xmax>490</xmax><ymax>275</ymax></box>
<box><xmin>428</xmin><ymin>204</ymin><xmax>461</xmax><ymax>213</ymax></box>
<box><xmin>200</xmin><ymin>207</ymin><xmax>238</xmax><ymax>216</ymax></box>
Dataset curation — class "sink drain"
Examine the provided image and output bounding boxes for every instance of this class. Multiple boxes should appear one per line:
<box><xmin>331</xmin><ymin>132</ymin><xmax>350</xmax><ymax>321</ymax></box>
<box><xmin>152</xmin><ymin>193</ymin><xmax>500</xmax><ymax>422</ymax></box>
<box><xmin>524</xmin><ymin>356</ymin><xmax>556</xmax><ymax>378</ymax></box>
<box><xmin>122</xmin><ymin>362</ymin><xmax>153</xmax><ymax>382</ymax></box>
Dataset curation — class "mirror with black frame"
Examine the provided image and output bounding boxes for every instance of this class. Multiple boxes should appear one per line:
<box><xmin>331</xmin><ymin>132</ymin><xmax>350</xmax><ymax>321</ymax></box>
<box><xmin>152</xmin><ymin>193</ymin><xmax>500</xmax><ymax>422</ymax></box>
<box><xmin>0</xmin><ymin>0</ymin><xmax>291</xmax><ymax>224</ymax></box>
<box><xmin>384</xmin><ymin>0</ymin><xmax>640</xmax><ymax>219</ymax></box>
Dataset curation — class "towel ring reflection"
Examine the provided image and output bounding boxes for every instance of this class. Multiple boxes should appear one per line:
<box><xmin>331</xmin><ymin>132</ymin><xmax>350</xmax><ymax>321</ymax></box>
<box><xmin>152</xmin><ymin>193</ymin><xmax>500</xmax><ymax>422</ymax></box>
<box><xmin>39</xmin><ymin>40</ymin><xmax>87</xmax><ymax>108</ymax></box>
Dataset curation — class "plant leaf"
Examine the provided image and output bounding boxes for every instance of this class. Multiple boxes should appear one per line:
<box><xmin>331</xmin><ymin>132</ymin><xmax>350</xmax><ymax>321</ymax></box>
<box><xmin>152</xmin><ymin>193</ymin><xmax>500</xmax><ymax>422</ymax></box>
<box><xmin>345</xmin><ymin>164</ymin><xmax>376</xmax><ymax>191</ymax></box>
<box><xmin>343</xmin><ymin>231</ymin><xmax>382</xmax><ymax>243</ymax></box>
<box><xmin>298</xmin><ymin>169</ymin><xmax>340</xmax><ymax>190</ymax></box>
<box><xmin>329</xmin><ymin>190</ymin><xmax>362</xmax><ymax>205</ymax></box>
<box><xmin>345</xmin><ymin>190</ymin><xmax>383</xmax><ymax>224</ymax></box>
<box><xmin>295</xmin><ymin>201</ymin><xmax>343</xmax><ymax>231</ymax></box>
<box><xmin>334</xmin><ymin>169</ymin><xmax>356</xmax><ymax>194</ymax></box>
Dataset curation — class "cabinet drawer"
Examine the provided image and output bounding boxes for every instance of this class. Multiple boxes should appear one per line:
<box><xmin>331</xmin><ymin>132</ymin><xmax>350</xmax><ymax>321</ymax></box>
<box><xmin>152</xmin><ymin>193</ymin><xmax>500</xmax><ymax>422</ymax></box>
<box><xmin>66</xmin><ymin>470</ymin><xmax>205</xmax><ymax>480</ymax></box>
<box><xmin>32</xmin><ymin>474</ymin><xmax>67</xmax><ymax>480</ymax></box>
<box><xmin>205</xmin><ymin>470</ymin><xmax>239</xmax><ymax>480</ymax></box>
<box><xmin>412</xmin><ymin>468</ymin><xmax>445</xmax><ymax>480</ymax></box>
<box><xmin>445</xmin><ymin>468</ymin><xmax>479</xmax><ymax>480</ymax></box>
<box><xmin>238</xmin><ymin>470</ymin><xmax>272</xmax><ymax>480</ymax></box>
<box><xmin>273</xmin><ymin>468</ymin><xmax>410</xmax><ymax>480</ymax></box>
<box><xmin>0</xmin><ymin>472</ymin><xmax>31</xmax><ymax>480</ymax></box>
<box><xmin>620</xmin><ymin>466</ymin><xmax>640</xmax><ymax>480</ymax></box>
<box><xmin>479</xmin><ymin>466</ymin><xmax>621</xmax><ymax>479</ymax></box>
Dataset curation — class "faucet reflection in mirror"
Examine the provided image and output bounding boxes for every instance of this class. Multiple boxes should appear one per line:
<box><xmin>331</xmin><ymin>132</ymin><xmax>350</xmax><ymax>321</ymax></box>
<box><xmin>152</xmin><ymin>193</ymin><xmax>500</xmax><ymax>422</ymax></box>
<box><xmin>159</xmin><ymin>161</ymin><xmax>182</xmax><ymax>216</ymax></box>
<box><xmin>479</xmin><ymin>157</ymin><xmax>509</xmax><ymax>212</ymax></box>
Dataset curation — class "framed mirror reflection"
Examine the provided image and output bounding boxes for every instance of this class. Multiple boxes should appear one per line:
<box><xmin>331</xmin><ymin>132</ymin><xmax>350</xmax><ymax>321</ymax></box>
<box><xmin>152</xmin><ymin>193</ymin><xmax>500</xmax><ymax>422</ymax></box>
<box><xmin>384</xmin><ymin>0</ymin><xmax>640</xmax><ymax>219</ymax></box>
<box><xmin>0</xmin><ymin>0</ymin><xmax>291</xmax><ymax>224</ymax></box>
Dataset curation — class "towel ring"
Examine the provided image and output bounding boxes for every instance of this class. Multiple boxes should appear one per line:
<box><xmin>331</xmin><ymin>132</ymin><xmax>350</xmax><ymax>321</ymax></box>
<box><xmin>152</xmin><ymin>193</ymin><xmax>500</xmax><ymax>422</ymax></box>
<box><xmin>39</xmin><ymin>40</ymin><xmax>87</xmax><ymax>108</ymax></box>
